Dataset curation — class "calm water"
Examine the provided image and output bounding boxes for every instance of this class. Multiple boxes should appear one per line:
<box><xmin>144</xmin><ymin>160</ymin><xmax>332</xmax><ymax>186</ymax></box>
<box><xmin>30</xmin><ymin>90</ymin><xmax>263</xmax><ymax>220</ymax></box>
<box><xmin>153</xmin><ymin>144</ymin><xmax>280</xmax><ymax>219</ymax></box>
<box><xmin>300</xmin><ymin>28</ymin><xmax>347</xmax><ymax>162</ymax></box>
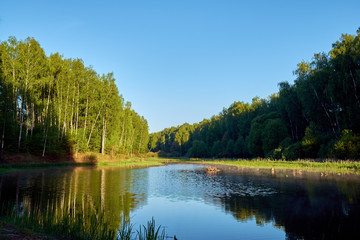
<box><xmin>1</xmin><ymin>164</ymin><xmax>360</xmax><ymax>240</ymax></box>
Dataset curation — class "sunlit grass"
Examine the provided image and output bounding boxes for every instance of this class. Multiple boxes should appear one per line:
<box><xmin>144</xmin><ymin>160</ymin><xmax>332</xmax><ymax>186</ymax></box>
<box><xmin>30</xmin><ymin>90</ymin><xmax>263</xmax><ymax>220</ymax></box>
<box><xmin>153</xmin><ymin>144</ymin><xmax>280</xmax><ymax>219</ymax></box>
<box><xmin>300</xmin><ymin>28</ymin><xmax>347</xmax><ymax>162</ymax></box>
<box><xmin>190</xmin><ymin>158</ymin><xmax>360</xmax><ymax>174</ymax></box>
<box><xmin>96</xmin><ymin>157</ymin><xmax>184</xmax><ymax>167</ymax></box>
<box><xmin>0</xmin><ymin>153</ymin><xmax>185</xmax><ymax>172</ymax></box>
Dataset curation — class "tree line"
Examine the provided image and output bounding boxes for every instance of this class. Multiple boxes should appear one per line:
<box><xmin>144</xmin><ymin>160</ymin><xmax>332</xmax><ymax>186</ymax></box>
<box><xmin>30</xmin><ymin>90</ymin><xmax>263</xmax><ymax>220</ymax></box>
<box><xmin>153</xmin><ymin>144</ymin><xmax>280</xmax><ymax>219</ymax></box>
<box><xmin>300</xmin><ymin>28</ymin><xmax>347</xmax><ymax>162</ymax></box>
<box><xmin>149</xmin><ymin>28</ymin><xmax>360</xmax><ymax>160</ymax></box>
<box><xmin>0</xmin><ymin>37</ymin><xmax>149</xmax><ymax>159</ymax></box>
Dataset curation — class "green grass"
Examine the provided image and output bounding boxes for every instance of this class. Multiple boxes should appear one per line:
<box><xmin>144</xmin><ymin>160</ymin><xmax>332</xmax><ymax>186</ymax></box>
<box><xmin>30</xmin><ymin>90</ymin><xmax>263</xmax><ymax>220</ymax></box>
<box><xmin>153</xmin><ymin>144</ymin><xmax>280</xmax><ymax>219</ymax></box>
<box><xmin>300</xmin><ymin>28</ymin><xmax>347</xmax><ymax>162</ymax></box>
<box><xmin>0</xmin><ymin>156</ymin><xmax>185</xmax><ymax>173</ymax></box>
<box><xmin>2</xmin><ymin>154</ymin><xmax>360</xmax><ymax>174</ymax></box>
<box><xmin>96</xmin><ymin>157</ymin><xmax>184</xmax><ymax>167</ymax></box>
<box><xmin>0</xmin><ymin>203</ymin><xmax>169</xmax><ymax>240</ymax></box>
<box><xmin>190</xmin><ymin>158</ymin><xmax>360</xmax><ymax>174</ymax></box>
<box><xmin>137</xmin><ymin>218</ymin><xmax>165</xmax><ymax>240</ymax></box>
<box><xmin>1</xmin><ymin>205</ymin><xmax>116</xmax><ymax>240</ymax></box>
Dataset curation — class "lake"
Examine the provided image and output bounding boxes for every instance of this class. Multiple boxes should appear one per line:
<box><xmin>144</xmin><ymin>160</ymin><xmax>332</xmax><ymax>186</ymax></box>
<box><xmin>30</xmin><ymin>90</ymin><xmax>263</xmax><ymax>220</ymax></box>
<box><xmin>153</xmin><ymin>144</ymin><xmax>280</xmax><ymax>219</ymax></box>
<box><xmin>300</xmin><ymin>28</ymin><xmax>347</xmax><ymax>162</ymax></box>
<box><xmin>1</xmin><ymin>164</ymin><xmax>360</xmax><ymax>239</ymax></box>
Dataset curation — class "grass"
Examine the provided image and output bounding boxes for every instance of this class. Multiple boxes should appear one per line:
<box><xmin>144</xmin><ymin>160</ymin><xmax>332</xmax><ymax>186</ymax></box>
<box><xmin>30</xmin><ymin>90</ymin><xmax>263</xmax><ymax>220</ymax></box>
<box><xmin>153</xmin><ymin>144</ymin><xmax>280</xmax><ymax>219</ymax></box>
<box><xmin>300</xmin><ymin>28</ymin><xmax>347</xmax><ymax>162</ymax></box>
<box><xmin>0</xmin><ymin>152</ymin><xmax>186</xmax><ymax>173</ymax></box>
<box><xmin>137</xmin><ymin>218</ymin><xmax>166</xmax><ymax>240</ymax></box>
<box><xmin>96</xmin><ymin>157</ymin><xmax>184</xmax><ymax>167</ymax></box>
<box><xmin>0</xmin><ymin>203</ymin><xmax>169</xmax><ymax>240</ymax></box>
<box><xmin>5</xmin><ymin>151</ymin><xmax>359</xmax><ymax>174</ymax></box>
<box><xmin>190</xmin><ymin>158</ymin><xmax>360</xmax><ymax>174</ymax></box>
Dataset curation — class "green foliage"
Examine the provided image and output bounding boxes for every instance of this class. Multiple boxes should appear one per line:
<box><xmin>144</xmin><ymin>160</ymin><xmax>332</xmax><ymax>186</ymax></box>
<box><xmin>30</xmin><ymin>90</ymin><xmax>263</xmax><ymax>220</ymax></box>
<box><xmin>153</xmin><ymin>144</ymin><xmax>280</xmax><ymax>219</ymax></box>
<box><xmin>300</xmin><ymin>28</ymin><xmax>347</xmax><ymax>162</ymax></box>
<box><xmin>234</xmin><ymin>136</ymin><xmax>248</xmax><ymax>158</ymax></box>
<box><xmin>279</xmin><ymin>137</ymin><xmax>292</xmax><ymax>149</ymax></box>
<box><xmin>329</xmin><ymin>130</ymin><xmax>360</xmax><ymax>159</ymax></box>
<box><xmin>0</xmin><ymin>37</ymin><xmax>149</xmax><ymax>158</ymax></box>
<box><xmin>211</xmin><ymin>140</ymin><xmax>223</xmax><ymax>158</ymax></box>
<box><xmin>262</xmin><ymin>118</ymin><xmax>289</xmax><ymax>156</ymax></box>
<box><xmin>248</xmin><ymin>112</ymin><xmax>280</xmax><ymax>157</ymax></box>
<box><xmin>1</xmin><ymin>205</ymin><xmax>116</xmax><ymax>240</ymax></box>
<box><xmin>282</xmin><ymin>142</ymin><xmax>303</xmax><ymax>160</ymax></box>
<box><xmin>301</xmin><ymin>123</ymin><xmax>323</xmax><ymax>158</ymax></box>
<box><xmin>0</xmin><ymin>203</ymin><xmax>168</xmax><ymax>240</ymax></box>
<box><xmin>266</xmin><ymin>148</ymin><xmax>284</xmax><ymax>160</ymax></box>
<box><xmin>118</xmin><ymin>217</ymin><xmax>134</xmax><ymax>240</ymax></box>
<box><xmin>225</xmin><ymin>139</ymin><xmax>235</xmax><ymax>158</ymax></box>
<box><xmin>188</xmin><ymin>140</ymin><xmax>209</xmax><ymax>158</ymax></box>
<box><xmin>137</xmin><ymin>217</ymin><xmax>166</xmax><ymax>240</ymax></box>
<box><xmin>148</xmin><ymin>28</ymin><xmax>360</xmax><ymax>161</ymax></box>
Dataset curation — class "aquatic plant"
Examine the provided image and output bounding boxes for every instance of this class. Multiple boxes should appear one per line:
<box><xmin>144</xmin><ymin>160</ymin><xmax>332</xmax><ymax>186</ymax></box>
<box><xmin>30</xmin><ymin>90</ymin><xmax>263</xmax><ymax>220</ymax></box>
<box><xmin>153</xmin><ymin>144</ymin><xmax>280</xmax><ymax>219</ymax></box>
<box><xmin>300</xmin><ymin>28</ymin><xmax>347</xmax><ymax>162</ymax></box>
<box><xmin>137</xmin><ymin>217</ymin><xmax>166</xmax><ymax>240</ymax></box>
<box><xmin>0</xmin><ymin>203</ymin><xmax>169</xmax><ymax>240</ymax></box>
<box><xmin>118</xmin><ymin>217</ymin><xmax>134</xmax><ymax>240</ymax></box>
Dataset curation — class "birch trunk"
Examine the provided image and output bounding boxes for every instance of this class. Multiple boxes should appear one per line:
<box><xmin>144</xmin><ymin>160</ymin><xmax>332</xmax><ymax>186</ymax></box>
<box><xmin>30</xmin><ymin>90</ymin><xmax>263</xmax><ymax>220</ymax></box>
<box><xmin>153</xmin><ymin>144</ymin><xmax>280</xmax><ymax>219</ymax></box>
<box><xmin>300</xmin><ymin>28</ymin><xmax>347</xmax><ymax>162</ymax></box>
<box><xmin>101</xmin><ymin>116</ymin><xmax>106</xmax><ymax>155</ymax></box>
<box><xmin>86</xmin><ymin>88</ymin><xmax>112</xmax><ymax>147</ymax></box>
<box><xmin>311</xmin><ymin>84</ymin><xmax>338</xmax><ymax>138</ymax></box>
<box><xmin>62</xmin><ymin>80</ymin><xmax>70</xmax><ymax>138</ymax></box>
<box><xmin>0</xmin><ymin>119</ymin><xmax>5</xmax><ymax>160</ymax></box>
<box><xmin>25</xmin><ymin>102</ymin><xmax>29</xmax><ymax>137</ymax></box>
<box><xmin>17</xmin><ymin>96</ymin><xmax>24</xmax><ymax>152</ymax></box>
<box><xmin>138</xmin><ymin>127</ymin><xmax>143</xmax><ymax>154</ymax></box>
<box><xmin>30</xmin><ymin>103</ymin><xmax>34</xmax><ymax>137</ymax></box>
<box><xmin>42</xmin><ymin>85</ymin><xmax>51</xmax><ymax>157</ymax></box>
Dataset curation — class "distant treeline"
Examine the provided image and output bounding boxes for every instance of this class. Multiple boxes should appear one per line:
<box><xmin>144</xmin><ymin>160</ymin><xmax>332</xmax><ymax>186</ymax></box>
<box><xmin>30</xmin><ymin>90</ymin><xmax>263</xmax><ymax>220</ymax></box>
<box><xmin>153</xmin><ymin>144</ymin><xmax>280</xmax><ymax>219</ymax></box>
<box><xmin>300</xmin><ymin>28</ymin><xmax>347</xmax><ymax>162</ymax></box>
<box><xmin>149</xmin><ymin>29</ymin><xmax>360</xmax><ymax>160</ymax></box>
<box><xmin>0</xmin><ymin>37</ymin><xmax>149</xmax><ymax>158</ymax></box>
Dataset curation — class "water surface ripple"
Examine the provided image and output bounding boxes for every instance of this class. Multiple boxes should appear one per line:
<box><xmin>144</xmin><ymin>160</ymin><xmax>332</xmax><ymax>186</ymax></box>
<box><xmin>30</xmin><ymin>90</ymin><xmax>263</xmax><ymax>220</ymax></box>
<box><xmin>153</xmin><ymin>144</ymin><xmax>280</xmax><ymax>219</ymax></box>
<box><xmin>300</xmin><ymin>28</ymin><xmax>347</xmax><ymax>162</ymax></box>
<box><xmin>1</xmin><ymin>164</ymin><xmax>360</xmax><ymax>240</ymax></box>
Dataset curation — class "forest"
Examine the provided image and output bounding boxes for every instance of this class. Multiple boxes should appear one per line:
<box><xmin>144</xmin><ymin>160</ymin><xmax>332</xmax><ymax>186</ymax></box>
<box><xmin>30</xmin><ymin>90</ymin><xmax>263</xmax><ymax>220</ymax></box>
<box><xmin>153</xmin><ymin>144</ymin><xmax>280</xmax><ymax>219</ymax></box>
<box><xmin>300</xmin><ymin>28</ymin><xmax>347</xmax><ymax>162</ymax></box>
<box><xmin>1</xmin><ymin>29</ymin><xmax>360</xmax><ymax>161</ymax></box>
<box><xmin>0</xmin><ymin>37</ymin><xmax>149</xmax><ymax>159</ymax></box>
<box><xmin>149</xmin><ymin>29</ymin><xmax>360</xmax><ymax>160</ymax></box>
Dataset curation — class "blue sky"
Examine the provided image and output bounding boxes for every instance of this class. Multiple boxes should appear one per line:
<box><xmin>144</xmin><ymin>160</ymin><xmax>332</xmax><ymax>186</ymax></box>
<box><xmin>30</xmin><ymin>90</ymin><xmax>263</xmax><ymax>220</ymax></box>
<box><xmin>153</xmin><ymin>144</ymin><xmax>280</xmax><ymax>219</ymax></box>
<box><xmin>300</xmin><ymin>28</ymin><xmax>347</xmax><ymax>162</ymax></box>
<box><xmin>1</xmin><ymin>0</ymin><xmax>359</xmax><ymax>132</ymax></box>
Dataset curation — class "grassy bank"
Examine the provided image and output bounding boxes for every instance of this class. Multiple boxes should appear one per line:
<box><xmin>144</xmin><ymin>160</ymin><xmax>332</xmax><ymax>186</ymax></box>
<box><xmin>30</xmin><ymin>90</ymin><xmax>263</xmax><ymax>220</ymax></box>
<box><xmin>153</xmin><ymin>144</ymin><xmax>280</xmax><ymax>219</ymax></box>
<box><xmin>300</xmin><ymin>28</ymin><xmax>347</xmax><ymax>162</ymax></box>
<box><xmin>0</xmin><ymin>152</ymin><xmax>186</xmax><ymax>172</ymax></box>
<box><xmin>191</xmin><ymin>158</ymin><xmax>360</xmax><ymax>174</ymax></box>
<box><xmin>96</xmin><ymin>157</ymin><xmax>184</xmax><ymax>167</ymax></box>
<box><xmin>4</xmin><ymin>152</ymin><xmax>359</xmax><ymax>174</ymax></box>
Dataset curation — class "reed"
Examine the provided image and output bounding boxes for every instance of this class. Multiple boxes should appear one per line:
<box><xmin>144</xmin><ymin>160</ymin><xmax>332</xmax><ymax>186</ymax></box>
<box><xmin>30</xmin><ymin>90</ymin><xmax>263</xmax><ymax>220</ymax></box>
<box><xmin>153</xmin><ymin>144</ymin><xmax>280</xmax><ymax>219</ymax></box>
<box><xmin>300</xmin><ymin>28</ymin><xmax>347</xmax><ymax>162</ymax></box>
<box><xmin>137</xmin><ymin>217</ymin><xmax>166</xmax><ymax>240</ymax></box>
<box><xmin>0</xmin><ymin>203</ymin><xmax>168</xmax><ymax>240</ymax></box>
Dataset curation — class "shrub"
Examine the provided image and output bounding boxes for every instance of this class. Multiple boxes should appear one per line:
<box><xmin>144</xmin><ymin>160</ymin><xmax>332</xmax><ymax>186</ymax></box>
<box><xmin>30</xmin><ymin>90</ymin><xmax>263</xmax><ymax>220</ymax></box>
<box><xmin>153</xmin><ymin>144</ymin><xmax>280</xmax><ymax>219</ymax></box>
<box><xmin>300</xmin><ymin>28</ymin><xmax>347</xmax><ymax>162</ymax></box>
<box><xmin>329</xmin><ymin>129</ymin><xmax>360</xmax><ymax>159</ymax></box>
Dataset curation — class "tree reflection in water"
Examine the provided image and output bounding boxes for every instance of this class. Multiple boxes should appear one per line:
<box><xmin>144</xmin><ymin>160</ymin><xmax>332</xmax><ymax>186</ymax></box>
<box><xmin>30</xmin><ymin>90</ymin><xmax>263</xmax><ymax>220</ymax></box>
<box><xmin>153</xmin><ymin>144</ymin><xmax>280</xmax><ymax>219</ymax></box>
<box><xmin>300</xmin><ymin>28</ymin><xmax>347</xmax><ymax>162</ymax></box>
<box><xmin>1</xmin><ymin>164</ymin><xmax>360</xmax><ymax>239</ymax></box>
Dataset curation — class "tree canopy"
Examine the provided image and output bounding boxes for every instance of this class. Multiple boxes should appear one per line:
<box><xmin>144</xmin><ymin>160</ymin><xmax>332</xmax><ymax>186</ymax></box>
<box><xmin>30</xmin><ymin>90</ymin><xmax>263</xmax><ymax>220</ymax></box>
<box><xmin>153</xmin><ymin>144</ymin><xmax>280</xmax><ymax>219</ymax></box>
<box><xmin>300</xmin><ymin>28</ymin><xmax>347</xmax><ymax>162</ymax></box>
<box><xmin>0</xmin><ymin>37</ymin><xmax>149</xmax><ymax>159</ymax></box>
<box><xmin>149</xmin><ymin>28</ymin><xmax>360</xmax><ymax>160</ymax></box>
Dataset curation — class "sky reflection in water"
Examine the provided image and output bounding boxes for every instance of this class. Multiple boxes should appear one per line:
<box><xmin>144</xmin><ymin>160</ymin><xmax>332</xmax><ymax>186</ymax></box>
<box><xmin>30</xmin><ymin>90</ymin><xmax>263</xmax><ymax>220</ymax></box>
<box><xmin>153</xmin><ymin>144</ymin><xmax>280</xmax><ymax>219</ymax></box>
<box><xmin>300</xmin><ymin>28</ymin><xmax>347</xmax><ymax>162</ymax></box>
<box><xmin>1</xmin><ymin>164</ymin><xmax>360</xmax><ymax>239</ymax></box>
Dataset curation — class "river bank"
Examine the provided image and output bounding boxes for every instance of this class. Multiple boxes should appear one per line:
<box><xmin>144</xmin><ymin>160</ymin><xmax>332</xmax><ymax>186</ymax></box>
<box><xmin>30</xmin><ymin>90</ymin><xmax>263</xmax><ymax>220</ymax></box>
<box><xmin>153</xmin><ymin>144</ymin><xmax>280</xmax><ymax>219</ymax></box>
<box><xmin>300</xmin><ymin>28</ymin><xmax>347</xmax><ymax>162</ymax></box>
<box><xmin>2</xmin><ymin>152</ymin><xmax>360</xmax><ymax>174</ymax></box>
<box><xmin>0</xmin><ymin>152</ymin><xmax>184</xmax><ymax>173</ymax></box>
<box><xmin>1</xmin><ymin>158</ymin><xmax>360</xmax><ymax>239</ymax></box>
<box><xmin>191</xmin><ymin>158</ymin><xmax>360</xmax><ymax>174</ymax></box>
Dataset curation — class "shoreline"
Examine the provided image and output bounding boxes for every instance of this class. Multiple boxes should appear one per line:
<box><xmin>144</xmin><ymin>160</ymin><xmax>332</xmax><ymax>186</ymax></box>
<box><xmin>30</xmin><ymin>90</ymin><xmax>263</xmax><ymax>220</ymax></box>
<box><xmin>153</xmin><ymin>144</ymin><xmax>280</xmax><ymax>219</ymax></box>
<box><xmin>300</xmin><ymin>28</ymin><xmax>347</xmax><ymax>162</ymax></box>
<box><xmin>1</xmin><ymin>153</ymin><xmax>360</xmax><ymax>174</ymax></box>
<box><xmin>0</xmin><ymin>153</ymin><xmax>185</xmax><ymax>173</ymax></box>
<box><xmin>190</xmin><ymin>158</ymin><xmax>360</xmax><ymax>174</ymax></box>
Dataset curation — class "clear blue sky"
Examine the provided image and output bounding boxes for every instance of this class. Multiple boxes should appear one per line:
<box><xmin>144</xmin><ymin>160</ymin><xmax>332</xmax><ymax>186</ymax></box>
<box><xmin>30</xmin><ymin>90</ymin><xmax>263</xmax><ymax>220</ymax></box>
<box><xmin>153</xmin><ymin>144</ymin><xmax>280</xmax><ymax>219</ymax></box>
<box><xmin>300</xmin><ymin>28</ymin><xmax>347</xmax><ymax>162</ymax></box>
<box><xmin>1</xmin><ymin>0</ymin><xmax>359</xmax><ymax>133</ymax></box>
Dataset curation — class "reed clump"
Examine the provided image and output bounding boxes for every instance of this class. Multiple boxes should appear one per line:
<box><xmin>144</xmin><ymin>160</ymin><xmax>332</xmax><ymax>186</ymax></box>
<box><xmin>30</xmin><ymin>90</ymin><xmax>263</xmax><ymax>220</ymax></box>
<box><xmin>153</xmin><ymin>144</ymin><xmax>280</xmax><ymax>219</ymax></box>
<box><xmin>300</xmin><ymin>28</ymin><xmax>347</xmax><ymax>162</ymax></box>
<box><xmin>0</xmin><ymin>203</ymin><xmax>169</xmax><ymax>240</ymax></box>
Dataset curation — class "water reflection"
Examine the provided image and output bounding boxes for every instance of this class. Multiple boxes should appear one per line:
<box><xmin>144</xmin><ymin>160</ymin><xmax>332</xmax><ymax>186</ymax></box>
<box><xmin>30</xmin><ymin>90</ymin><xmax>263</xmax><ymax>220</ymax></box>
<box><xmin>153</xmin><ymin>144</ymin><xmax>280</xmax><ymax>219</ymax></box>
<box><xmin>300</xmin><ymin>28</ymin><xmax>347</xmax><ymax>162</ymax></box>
<box><xmin>0</xmin><ymin>167</ymin><xmax>149</xmax><ymax>229</ymax></box>
<box><xmin>1</xmin><ymin>164</ymin><xmax>360</xmax><ymax>239</ymax></box>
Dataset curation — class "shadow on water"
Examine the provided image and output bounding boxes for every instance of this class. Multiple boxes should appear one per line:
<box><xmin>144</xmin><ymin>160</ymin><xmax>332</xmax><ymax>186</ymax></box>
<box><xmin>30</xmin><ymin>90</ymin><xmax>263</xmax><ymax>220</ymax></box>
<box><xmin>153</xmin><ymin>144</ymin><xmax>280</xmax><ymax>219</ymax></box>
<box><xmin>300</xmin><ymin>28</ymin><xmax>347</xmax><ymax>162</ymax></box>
<box><xmin>206</xmin><ymin>165</ymin><xmax>360</xmax><ymax>240</ymax></box>
<box><xmin>1</xmin><ymin>164</ymin><xmax>360</xmax><ymax>239</ymax></box>
<box><xmin>0</xmin><ymin>167</ymin><xmax>149</xmax><ymax>230</ymax></box>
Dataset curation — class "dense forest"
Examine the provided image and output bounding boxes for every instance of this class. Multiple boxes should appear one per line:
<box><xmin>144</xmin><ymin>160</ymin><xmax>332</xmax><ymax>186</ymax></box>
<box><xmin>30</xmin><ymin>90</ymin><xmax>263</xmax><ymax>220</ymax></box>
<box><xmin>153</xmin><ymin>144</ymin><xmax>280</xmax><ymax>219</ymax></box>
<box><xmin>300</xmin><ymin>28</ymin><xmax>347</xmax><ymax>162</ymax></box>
<box><xmin>0</xmin><ymin>37</ymin><xmax>149</xmax><ymax>159</ymax></box>
<box><xmin>149</xmin><ymin>29</ymin><xmax>360</xmax><ymax>160</ymax></box>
